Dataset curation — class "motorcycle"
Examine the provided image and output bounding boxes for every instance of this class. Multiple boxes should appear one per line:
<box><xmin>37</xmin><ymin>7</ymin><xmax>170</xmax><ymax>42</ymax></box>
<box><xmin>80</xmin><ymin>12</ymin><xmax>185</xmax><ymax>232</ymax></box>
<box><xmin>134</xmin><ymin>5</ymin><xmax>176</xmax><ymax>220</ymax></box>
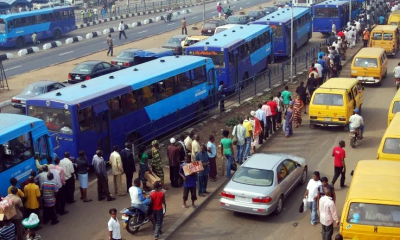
<box><xmin>395</xmin><ymin>77</ymin><xmax>400</xmax><ymax>90</ymax></box>
<box><xmin>164</xmin><ymin>12</ymin><xmax>172</xmax><ymax>22</ymax></box>
<box><xmin>121</xmin><ymin>203</ymin><xmax>166</xmax><ymax>234</ymax></box>
<box><xmin>349</xmin><ymin>127</ymin><xmax>362</xmax><ymax>148</ymax></box>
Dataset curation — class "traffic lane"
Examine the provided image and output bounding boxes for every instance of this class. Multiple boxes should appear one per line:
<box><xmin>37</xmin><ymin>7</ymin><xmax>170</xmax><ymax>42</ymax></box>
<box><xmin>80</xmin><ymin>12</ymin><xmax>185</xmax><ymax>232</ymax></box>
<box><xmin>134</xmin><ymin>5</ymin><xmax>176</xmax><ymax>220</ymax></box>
<box><xmin>169</xmin><ymin>59</ymin><xmax>396</xmax><ymax>240</ymax></box>
<box><xmin>2</xmin><ymin>4</ymin><xmax>265</xmax><ymax>77</ymax></box>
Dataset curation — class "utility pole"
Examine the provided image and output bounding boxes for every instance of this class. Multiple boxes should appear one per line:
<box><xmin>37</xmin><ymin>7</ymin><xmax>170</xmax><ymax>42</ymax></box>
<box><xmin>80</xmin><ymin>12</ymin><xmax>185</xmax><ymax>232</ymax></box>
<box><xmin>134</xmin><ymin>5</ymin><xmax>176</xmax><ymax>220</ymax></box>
<box><xmin>367</xmin><ymin>0</ymin><xmax>370</xmax><ymax>29</ymax></box>
<box><xmin>203</xmin><ymin>0</ymin><xmax>205</xmax><ymax>24</ymax></box>
<box><xmin>349</xmin><ymin>0</ymin><xmax>352</xmax><ymax>22</ymax></box>
<box><xmin>290</xmin><ymin>6</ymin><xmax>293</xmax><ymax>82</ymax></box>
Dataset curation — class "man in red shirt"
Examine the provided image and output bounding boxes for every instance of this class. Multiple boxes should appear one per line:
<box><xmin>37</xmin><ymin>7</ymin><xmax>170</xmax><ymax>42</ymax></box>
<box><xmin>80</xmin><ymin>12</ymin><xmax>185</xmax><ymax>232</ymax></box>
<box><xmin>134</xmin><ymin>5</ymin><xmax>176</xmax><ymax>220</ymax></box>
<box><xmin>150</xmin><ymin>182</ymin><xmax>166</xmax><ymax>240</ymax></box>
<box><xmin>331</xmin><ymin>140</ymin><xmax>346</xmax><ymax>188</ymax></box>
<box><xmin>267</xmin><ymin>96</ymin><xmax>278</xmax><ymax>132</ymax></box>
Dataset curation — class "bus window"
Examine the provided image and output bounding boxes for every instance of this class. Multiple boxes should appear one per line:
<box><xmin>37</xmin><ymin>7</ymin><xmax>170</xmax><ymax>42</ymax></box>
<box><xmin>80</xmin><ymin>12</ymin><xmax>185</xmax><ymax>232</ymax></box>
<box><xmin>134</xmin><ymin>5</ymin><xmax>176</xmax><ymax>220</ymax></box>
<box><xmin>78</xmin><ymin>107</ymin><xmax>94</xmax><ymax>132</ymax></box>
<box><xmin>27</xmin><ymin>106</ymin><xmax>73</xmax><ymax>134</ymax></box>
<box><xmin>271</xmin><ymin>25</ymin><xmax>283</xmax><ymax>38</ymax></box>
<box><xmin>192</xmin><ymin>66</ymin><xmax>207</xmax><ymax>86</ymax></box>
<box><xmin>122</xmin><ymin>92</ymin><xmax>138</xmax><ymax>113</ymax></box>
<box><xmin>109</xmin><ymin>96</ymin><xmax>124</xmax><ymax>120</ymax></box>
<box><xmin>136</xmin><ymin>85</ymin><xmax>158</xmax><ymax>108</ymax></box>
<box><xmin>208</xmin><ymin>68</ymin><xmax>215</xmax><ymax>85</ymax></box>
<box><xmin>0</xmin><ymin>19</ymin><xmax>5</xmax><ymax>33</ymax></box>
<box><xmin>35</xmin><ymin>135</ymin><xmax>49</xmax><ymax>160</ymax></box>
<box><xmin>383</xmin><ymin>33</ymin><xmax>393</xmax><ymax>40</ymax></box>
<box><xmin>314</xmin><ymin>8</ymin><xmax>338</xmax><ymax>18</ymax></box>
<box><xmin>0</xmin><ymin>132</ymin><xmax>34</xmax><ymax>173</ymax></box>
<box><xmin>174</xmin><ymin>72</ymin><xmax>191</xmax><ymax>93</ymax></box>
<box><xmin>159</xmin><ymin>78</ymin><xmax>174</xmax><ymax>100</ymax></box>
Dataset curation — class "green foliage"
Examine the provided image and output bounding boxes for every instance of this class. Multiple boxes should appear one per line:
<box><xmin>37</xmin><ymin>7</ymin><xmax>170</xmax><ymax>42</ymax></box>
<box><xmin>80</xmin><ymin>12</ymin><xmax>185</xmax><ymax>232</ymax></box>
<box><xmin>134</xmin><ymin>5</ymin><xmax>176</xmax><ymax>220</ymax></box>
<box><xmin>226</xmin><ymin>116</ymin><xmax>240</xmax><ymax>127</ymax></box>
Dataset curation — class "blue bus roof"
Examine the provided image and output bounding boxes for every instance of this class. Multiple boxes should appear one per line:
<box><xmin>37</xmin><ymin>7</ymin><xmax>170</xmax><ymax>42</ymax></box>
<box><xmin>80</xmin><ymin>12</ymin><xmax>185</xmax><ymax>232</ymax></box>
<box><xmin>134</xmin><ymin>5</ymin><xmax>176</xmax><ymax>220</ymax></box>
<box><xmin>29</xmin><ymin>56</ymin><xmax>212</xmax><ymax>105</ymax></box>
<box><xmin>253</xmin><ymin>7</ymin><xmax>310</xmax><ymax>24</ymax></box>
<box><xmin>186</xmin><ymin>24</ymin><xmax>271</xmax><ymax>49</ymax></box>
<box><xmin>135</xmin><ymin>48</ymin><xmax>173</xmax><ymax>58</ymax></box>
<box><xmin>0</xmin><ymin>114</ymin><xmax>44</xmax><ymax>143</ymax></box>
<box><xmin>0</xmin><ymin>6</ymin><xmax>73</xmax><ymax>19</ymax></box>
<box><xmin>314</xmin><ymin>0</ymin><xmax>349</xmax><ymax>7</ymax></box>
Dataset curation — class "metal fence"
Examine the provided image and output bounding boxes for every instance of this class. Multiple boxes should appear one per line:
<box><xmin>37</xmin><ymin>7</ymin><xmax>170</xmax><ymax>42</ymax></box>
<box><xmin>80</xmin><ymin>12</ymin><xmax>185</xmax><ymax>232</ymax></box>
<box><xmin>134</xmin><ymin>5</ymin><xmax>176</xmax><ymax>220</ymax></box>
<box><xmin>128</xmin><ymin>41</ymin><xmax>323</xmax><ymax>149</ymax></box>
<box><xmin>75</xmin><ymin>0</ymin><xmax>196</xmax><ymax>24</ymax></box>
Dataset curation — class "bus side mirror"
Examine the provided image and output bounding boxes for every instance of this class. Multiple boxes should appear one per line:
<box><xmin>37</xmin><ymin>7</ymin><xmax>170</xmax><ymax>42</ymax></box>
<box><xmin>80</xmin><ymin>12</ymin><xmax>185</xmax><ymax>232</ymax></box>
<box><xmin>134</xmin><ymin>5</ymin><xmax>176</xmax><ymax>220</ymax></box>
<box><xmin>53</xmin><ymin>134</ymin><xmax>61</xmax><ymax>150</ymax></box>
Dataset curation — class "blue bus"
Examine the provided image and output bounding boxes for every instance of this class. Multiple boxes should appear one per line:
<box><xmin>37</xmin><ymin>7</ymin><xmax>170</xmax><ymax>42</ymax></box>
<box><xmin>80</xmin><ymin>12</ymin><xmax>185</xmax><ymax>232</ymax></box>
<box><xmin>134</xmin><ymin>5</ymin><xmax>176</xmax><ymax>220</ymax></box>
<box><xmin>26</xmin><ymin>56</ymin><xmax>218</xmax><ymax>163</ymax></box>
<box><xmin>0</xmin><ymin>114</ymin><xmax>54</xmax><ymax>196</ymax></box>
<box><xmin>0</xmin><ymin>6</ymin><xmax>76</xmax><ymax>48</ymax></box>
<box><xmin>313</xmin><ymin>0</ymin><xmax>353</xmax><ymax>34</ymax></box>
<box><xmin>252</xmin><ymin>7</ymin><xmax>312</xmax><ymax>57</ymax></box>
<box><xmin>186</xmin><ymin>24</ymin><xmax>274</xmax><ymax>91</ymax></box>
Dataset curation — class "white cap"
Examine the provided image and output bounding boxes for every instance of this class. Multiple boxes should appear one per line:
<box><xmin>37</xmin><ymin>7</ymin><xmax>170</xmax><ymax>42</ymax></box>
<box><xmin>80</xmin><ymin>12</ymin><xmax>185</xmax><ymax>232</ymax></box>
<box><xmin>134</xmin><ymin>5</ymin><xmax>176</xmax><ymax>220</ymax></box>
<box><xmin>170</xmin><ymin>138</ymin><xmax>176</xmax><ymax>144</ymax></box>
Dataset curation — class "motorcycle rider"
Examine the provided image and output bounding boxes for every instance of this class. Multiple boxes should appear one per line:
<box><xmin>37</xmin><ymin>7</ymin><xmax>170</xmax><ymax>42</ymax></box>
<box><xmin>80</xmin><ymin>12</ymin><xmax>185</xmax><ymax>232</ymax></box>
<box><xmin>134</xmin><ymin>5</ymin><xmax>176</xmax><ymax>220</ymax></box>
<box><xmin>167</xmin><ymin>8</ymin><xmax>173</xmax><ymax>21</ymax></box>
<box><xmin>349</xmin><ymin>108</ymin><xmax>364</xmax><ymax>139</ymax></box>
<box><xmin>129</xmin><ymin>178</ymin><xmax>150</xmax><ymax>214</ymax></box>
<box><xmin>393</xmin><ymin>62</ymin><xmax>400</xmax><ymax>85</ymax></box>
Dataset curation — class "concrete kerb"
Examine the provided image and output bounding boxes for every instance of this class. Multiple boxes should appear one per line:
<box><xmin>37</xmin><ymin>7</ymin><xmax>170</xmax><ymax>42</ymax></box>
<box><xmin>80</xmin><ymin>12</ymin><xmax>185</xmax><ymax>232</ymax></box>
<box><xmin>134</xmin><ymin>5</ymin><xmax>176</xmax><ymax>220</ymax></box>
<box><xmin>161</xmin><ymin>178</ymin><xmax>231</xmax><ymax>240</ymax></box>
<box><xmin>17</xmin><ymin>47</ymin><xmax>40</xmax><ymax>57</ymax></box>
<box><xmin>65</xmin><ymin>36</ymin><xmax>83</xmax><ymax>44</ymax></box>
<box><xmin>0</xmin><ymin>100</ymin><xmax>11</xmax><ymax>111</ymax></box>
<box><xmin>43</xmin><ymin>41</ymin><xmax>62</xmax><ymax>50</ymax></box>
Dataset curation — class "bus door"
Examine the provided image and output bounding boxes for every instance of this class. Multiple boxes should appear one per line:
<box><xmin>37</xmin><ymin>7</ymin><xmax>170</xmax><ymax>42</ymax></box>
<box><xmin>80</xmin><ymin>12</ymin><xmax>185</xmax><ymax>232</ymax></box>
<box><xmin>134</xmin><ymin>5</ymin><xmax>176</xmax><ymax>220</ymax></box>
<box><xmin>207</xmin><ymin>68</ymin><xmax>218</xmax><ymax>109</ymax></box>
<box><xmin>94</xmin><ymin>103</ymin><xmax>111</xmax><ymax>156</ymax></box>
<box><xmin>286</xmin><ymin>25</ymin><xmax>291</xmax><ymax>56</ymax></box>
<box><xmin>233</xmin><ymin>49</ymin><xmax>240</xmax><ymax>90</ymax></box>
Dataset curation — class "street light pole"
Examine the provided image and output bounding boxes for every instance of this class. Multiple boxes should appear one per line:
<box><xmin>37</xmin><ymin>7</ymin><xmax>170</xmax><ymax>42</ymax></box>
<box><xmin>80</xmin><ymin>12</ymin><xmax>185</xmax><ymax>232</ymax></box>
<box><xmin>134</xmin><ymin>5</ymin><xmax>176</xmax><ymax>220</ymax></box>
<box><xmin>203</xmin><ymin>0</ymin><xmax>205</xmax><ymax>24</ymax></box>
<box><xmin>349</xmin><ymin>0</ymin><xmax>352</xmax><ymax>22</ymax></box>
<box><xmin>290</xmin><ymin>5</ymin><xmax>293</xmax><ymax>83</ymax></box>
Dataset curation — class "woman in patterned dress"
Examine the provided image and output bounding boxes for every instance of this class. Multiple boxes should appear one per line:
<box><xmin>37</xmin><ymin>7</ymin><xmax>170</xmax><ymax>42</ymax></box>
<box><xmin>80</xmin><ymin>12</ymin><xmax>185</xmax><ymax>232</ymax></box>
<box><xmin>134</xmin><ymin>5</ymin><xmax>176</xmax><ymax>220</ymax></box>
<box><xmin>151</xmin><ymin>140</ymin><xmax>168</xmax><ymax>190</ymax></box>
<box><xmin>293</xmin><ymin>95</ymin><xmax>304</xmax><ymax>128</ymax></box>
<box><xmin>285</xmin><ymin>102</ymin><xmax>294</xmax><ymax>137</ymax></box>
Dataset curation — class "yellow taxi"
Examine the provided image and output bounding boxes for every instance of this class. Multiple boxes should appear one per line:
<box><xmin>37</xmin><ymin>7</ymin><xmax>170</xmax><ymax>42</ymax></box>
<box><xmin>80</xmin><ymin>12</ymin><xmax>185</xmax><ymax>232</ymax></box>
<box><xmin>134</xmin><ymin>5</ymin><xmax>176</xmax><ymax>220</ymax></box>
<box><xmin>369</xmin><ymin>25</ymin><xmax>399</xmax><ymax>56</ymax></box>
<box><xmin>388</xmin><ymin>10</ymin><xmax>400</xmax><ymax>27</ymax></box>
<box><xmin>351</xmin><ymin>47</ymin><xmax>388</xmax><ymax>85</ymax></box>
<box><xmin>340</xmin><ymin>160</ymin><xmax>400</xmax><ymax>240</ymax></box>
<box><xmin>181</xmin><ymin>35</ymin><xmax>209</xmax><ymax>54</ymax></box>
<box><xmin>377</xmin><ymin>112</ymin><xmax>400</xmax><ymax>161</ymax></box>
<box><xmin>309</xmin><ymin>78</ymin><xmax>363</xmax><ymax>128</ymax></box>
<box><xmin>388</xmin><ymin>89</ymin><xmax>400</xmax><ymax>125</ymax></box>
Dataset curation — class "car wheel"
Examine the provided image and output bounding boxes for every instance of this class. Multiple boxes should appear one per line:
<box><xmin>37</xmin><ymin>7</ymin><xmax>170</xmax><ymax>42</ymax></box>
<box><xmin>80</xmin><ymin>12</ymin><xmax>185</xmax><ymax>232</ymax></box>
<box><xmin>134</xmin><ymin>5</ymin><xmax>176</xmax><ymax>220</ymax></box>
<box><xmin>300</xmin><ymin>167</ymin><xmax>307</xmax><ymax>185</ymax></box>
<box><xmin>274</xmin><ymin>196</ymin><xmax>283</xmax><ymax>215</ymax></box>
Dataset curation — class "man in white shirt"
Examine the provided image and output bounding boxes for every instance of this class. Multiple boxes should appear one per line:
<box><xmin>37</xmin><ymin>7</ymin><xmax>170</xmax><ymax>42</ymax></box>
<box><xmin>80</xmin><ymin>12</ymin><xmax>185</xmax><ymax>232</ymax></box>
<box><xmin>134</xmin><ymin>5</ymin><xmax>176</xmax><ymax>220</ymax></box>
<box><xmin>118</xmin><ymin>21</ymin><xmax>127</xmax><ymax>40</ymax></box>
<box><xmin>304</xmin><ymin>171</ymin><xmax>322</xmax><ymax>226</ymax></box>
<box><xmin>349</xmin><ymin>108</ymin><xmax>364</xmax><ymax>138</ymax></box>
<box><xmin>393</xmin><ymin>62</ymin><xmax>400</xmax><ymax>78</ymax></box>
<box><xmin>255</xmin><ymin>103</ymin><xmax>266</xmax><ymax>144</ymax></box>
<box><xmin>93</xmin><ymin>8</ymin><xmax>98</xmax><ymax>20</ymax></box>
<box><xmin>331</xmin><ymin>22</ymin><xmax>336</xmax><ymax>35</ymax></box>
<box><xmin>109</xmin><ymin>146</ymin><xmax>126</xmax><ymax>196</ymax></box>
<box><xmin>232</xmin><ymin>119</ymin><xmax>246</xmax><ymax>164</ymax></box>
<box><xmin>60</xmin><ymin>152</ymin><xmax>76</xmax><ymax>204</ymax></box>
<box><xmin>319</xmin><ymin>188</ymin><xmax>339</xmax><ymax>240</ymax></box>
<box><xmin>108</xmin><ymin>208</ymin><xmax>121</xmax><ymax>240</ymax></box>
<box><xmin>129</xmin><ymin>178</ymin><xmax>150</xmax><ymax>213</ymax></box>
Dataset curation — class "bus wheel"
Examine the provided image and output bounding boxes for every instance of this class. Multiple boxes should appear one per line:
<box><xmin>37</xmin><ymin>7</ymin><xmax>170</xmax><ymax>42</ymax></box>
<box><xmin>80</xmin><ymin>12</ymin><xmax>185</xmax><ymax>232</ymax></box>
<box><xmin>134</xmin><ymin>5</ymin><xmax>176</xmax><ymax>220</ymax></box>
<box><xmin>53</xmin><ymin>29</ymin><xmax>61</xmax><ymax>39</ymax></box>
<box><xmin>127</xmin><ymin>132</ymin><xmax>141</xmax><ymax>148</ymax></box>
<box><xmin>16</xmin><ymin>37</ymin><xmax>25</xmax><ymax>49</ymax></box>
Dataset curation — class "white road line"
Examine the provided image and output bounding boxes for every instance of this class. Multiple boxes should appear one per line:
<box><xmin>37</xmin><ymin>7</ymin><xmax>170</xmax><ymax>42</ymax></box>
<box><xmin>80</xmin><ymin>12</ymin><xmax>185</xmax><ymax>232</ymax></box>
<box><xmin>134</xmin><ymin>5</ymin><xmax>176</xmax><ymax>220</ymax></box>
<box><xmin>138</xmin><ymin>30</ymin><xmax>148</xmax><ymax>34</ymax></box>
<box><xmin>4</xmin><ymin>65</ymin><xmax>21</xmax><ymax>71</ymax></box>
<box><xmin>192</xmin><ymin>16</ymin><xmax>198</xmax><ymax>19</ymax></box>
<box><xmin>167</xmin><ymin>23</ymin><xmax>175</xmax><ymax>26</ymax></box>
<box><xmin>59</xmin><ymin>51</ymin><xmax>74</xmax><ymax>56</ymax></box>
<box><xmin>246</xmin><ymin>1</ymin><xmax>251</xmax><ymax>4</ymax></box>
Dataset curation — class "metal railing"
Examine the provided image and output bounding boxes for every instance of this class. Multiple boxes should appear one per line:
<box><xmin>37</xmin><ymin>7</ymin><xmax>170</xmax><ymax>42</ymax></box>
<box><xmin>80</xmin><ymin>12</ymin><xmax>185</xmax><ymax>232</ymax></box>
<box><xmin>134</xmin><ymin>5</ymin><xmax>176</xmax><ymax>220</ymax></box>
<box><xmin>75</xmin><ymin>0</ymin><xmax>195</xmax><ymax>24</ymax></box>
<box><xmin>128</xmin><ymin>42</ymin><xmax>323</xmax><ymax>153</ymax></box>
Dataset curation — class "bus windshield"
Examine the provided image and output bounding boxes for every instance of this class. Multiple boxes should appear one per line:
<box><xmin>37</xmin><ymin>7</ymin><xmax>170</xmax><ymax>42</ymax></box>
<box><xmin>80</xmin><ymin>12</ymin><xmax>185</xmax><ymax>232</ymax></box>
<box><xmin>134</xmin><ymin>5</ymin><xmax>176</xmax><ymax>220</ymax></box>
<box><xmin>271</xmin><ymin>25</ymin><xmax>283</xmax><ymax>38</ymax></box>
<box><xmin>28</xmin><ymin>106</ymin><xmax>73</xmax><ymax>134</ymax></box>
<box><xmin>313</xmin><ymin>93</ymin><xmax>344</xmax><ymax>106</ymax></box>
<box><xmin>0</xmin><ymin>132</ymin><xmax>34</xmax><ymax>173</ymax></box>
<box><xmin>0</xmin><ymin>19</ymin><xmax>6</xmax><ymax>33</ymax></box>
<box><xmin>314</xmin><ymin>8</ymin><xmax>338</xmax><ymax>18</ymax></box>
<box><xmin>353</xmin><ymin>58</ymin><xmax>378</xmax><ymax>68</ymax></box>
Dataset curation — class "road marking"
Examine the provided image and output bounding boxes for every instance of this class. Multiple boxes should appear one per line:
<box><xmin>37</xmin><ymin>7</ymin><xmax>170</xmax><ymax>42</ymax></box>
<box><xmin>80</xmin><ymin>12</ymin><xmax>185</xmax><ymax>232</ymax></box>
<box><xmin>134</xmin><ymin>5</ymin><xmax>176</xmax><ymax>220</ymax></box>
<box><xmin>246</xmin><ymin>1</ymin><xmax>251</xmax><ymax>4</ymax></box>
<box><xmin>59</xmin><ymin>51</ymin><xmax>74</xmax><ymax>56</ymax></box>
<box><xmin>4</xmin><ymin>65</ymin><xmax>21</xmax><ymax>71</ymax></box>
<box><xmin>192</xmin><ymin>16</ymin><xmax>198</xmax><ymax>19</ymax></box>
<box><xmin>138</xmin><ymin>30</ymin><xmax>148</xmax><ymax>34</ymax></box>
<box><xmin>167</xmin><ymin>23</ymin><xmax>175</xmax><ymax>26</ymax></box>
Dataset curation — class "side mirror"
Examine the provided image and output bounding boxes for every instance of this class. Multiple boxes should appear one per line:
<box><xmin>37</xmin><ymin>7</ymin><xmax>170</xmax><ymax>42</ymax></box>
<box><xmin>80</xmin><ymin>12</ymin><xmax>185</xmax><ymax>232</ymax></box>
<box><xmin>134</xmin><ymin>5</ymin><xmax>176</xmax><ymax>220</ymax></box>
<box><xmin>53</xmin><ymin>134</ymin><xmax>61</xmax><ymax>150</ymax></box>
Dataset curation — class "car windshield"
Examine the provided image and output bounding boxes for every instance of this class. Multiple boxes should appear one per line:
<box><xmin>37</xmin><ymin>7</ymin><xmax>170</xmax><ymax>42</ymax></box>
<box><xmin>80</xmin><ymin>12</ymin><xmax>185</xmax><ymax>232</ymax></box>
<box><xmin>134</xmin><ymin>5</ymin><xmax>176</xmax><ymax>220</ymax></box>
<box><xmin>204</xmin><ymin>22</ymin><xmax>217</xmax><ymax>28</ymax></box>
<box><xmin>347</xmin><ymin>202</ymin><xmax>400</xmax><ymax>227</ymax></box>
<box><xmin>0</xmin><ymin>18</ymin><xmax>6</xmax><ymax>34</ymax></box>
<box><xmin>215</xmin><ymin>27</ymin><xmax>228</xmax><ymax>34</ymax></box>
<box><xmin>383</xmin><ymin>138</ymin><xmax>400</xmax><ymax>154</ymax></box>
<box><xmin>117</xmin><ymin>51</ymin><xmax>135</xmax><ymax>59</ymax></box>
<box><xmin>22</xmin><ymin>85</ymin><xmax>45</xmax><ymax>95</ymax></box>
<box><xmin>393</xmin><ymin>101</ymin><xmax>400</xmax><ymax>113</ymax></box>
<box><xmin>28</xmin><ymin>106</ymin><xmax>73</xmax><ymax>134</ymax></box>
<box><xmin>313</xmin><ymin>93</ymin><xmax>344</xmax><ymax>106</ymax></box>
<box><xmin>228</xmin><ymin>16</ymin><xmax>246</xmax><ymax>23</ymax></box>
<box><xmin>353</xmin><ymin>58</ymin><xmax>378</xmax><ymax>68</ymax></box>
<box><xmin>264</xmin><ymin>7</ymin><xmax>277</xmax><ymax>13</ymax></box>
<box><xmin>248</xmin><ymin>11</ymin><xmax>259</xmax><ymax>16</ymax></box>
<box><xmin>232</xmin><ymin>166</ymin><xmax>274</xmax><ymax>186</ymax></box>
<box><xmin>0</xmin><ymin>132</ymin><xmax>34</xmax><ymax>172</ymax></box>
<box><xmin>73</xmin><ymin>63</ymin><xmax>95</xmax><ymax>73</ymax></box>
<box><xmin>167</xmin><ymin>37</ymin><xmax>184</xmax><ymax>45</ymax></box>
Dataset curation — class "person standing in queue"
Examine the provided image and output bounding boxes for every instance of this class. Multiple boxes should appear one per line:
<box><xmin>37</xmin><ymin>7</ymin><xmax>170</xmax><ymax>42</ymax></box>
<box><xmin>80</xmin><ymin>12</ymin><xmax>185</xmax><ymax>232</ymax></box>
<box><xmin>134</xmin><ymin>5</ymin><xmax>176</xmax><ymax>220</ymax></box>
<box><xmin>51</xmin><ymin>158</ymin><xmax>68</xmax><ymax>215</ymax></box>
<box><xmin>331</xmin><ymin>140</ymin><xmax>347</xmax><ymax>188</ymax></box>
<box><xmin>75</xmin><ymin>150</ymin><xmax>92</xmax><ymax>202</ymax></box>
<box><xmin>121</xmin><ymin>142</ymin><xmax>136</xmax><ymax>193</ymax></box>
<box><xmin>167</xmin><ymin>138</ymin><xmax>181</xmax><ymax>188</ymax></box>
<box><xmin>207</xmin><ymin>135</ymin><xmax>217</xmax><ymax>182</ymax></box>
<box><xmin>232</xmin><ymin>119</ymin><xmax>246</xmax><ymax>164</ymax></box>
<box><xmin>180</xmin><ymin>155</ymin><xmax>197</xmax><ymax>208</ymax></box>
<box><xmin>220</xmin><ymin>130</ymin><xmax>235</xmax><ymax>178</ymax></box>
<box><xmin>196</xmin><ymin>145</ymin><xmax>210</xmax><ymax>197</ymax></box>
<box><xmin>218</xmin><ymin>81</ymin><xmax>226</xmax><ymax>112</ymax></box>
<box><xmin>150</xmin><ymin>182</ymin><xmax>166</xmax><ymax>240</ymax></box>
<box><xmin>256</xmin><ymin>103</ymin><xmax>267</xmax><ymax>143</ymax></box>
<box><xmin>138</xmin><ymin>145</ymin><xmax>151</xmax><ymax>192</ymax></box>
<box><xmin>109</xmin><ymin>146</ymin><xmax>126</xmax><ymax>196</ymax></box>
<box><xmin>42</xmin><ymin>173</ymin><xmax>60</xmax><ymax>225</ymax></box>
<box><xmin>191</xmin><ymin>135</ymin><xmax>201</xmax><ymax>162</ymax></box>
<box><xmin>184</xmin><ymin>131</ymin><xmax>194</xmax><ymax>156</ymax></box>
<box><xmin>93</xmin><ymin>150</ymin><xmax>116</xmax><ymax>201</ymax></box>
<box><xmin>60</xmin><ymin>152</ymin><xmax>76</xmax><ymax>204</ymax></box>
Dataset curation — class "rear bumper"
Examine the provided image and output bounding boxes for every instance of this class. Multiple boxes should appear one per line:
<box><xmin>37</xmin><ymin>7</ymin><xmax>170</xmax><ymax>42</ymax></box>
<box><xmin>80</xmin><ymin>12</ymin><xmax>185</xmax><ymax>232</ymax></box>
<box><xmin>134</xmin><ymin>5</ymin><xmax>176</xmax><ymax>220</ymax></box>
<box><xmin>220</xmin><ymin>198</ymin><xmax>276</xmax><ymax>216</ymax></box>
<box><xmin>353</xmin><ymin>76</ymin><xmax>381</xmax><ymax>84</ymax></box>
<box><xmin>11</xmin><ymin>103</ymin><xmax>26</xmax><ymax>109</ymax></box>
<box><xmin>310</xmin><ymin>120</ymin><xmax>347</xmax><ymax>126</ymax></box>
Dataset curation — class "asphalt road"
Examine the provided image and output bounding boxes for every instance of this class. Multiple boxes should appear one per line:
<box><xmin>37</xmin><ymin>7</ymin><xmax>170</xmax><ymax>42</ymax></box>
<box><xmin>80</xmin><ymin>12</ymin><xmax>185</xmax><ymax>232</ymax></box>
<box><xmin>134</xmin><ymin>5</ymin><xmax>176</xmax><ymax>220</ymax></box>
<box><xmin>1</xmin><ymin>0</ymin><xmax>267</xmax><ymax>78</ymax></box>
<box><xmin>167</xmin><ymin>52</ymin><xmax>399</xmax><ymax>240</ymax></box>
